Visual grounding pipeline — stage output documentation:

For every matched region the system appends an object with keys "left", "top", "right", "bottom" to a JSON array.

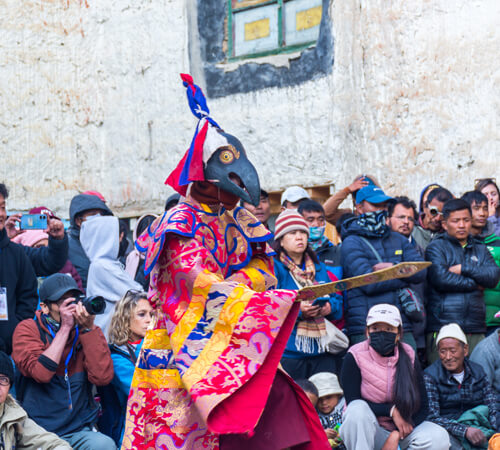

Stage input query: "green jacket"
[
  {"left": 483, "top": 233, "right": 500, "bottom": 327},
  {"left": 0, "top": 395, "right": 70, "bottom": 450}
]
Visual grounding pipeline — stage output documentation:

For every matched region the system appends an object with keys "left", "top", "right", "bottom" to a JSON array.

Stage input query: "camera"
[{"left": 75, "top": 295, "right": 106, "bottom": 315}]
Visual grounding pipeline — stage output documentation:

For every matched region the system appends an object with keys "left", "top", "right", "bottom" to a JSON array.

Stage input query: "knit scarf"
[
  {"left": 356, "top": 210, "right": 389, "bottom": 236},
  {"left": 309, "top": 234, "right": 329, "bottom": 252},
  {"left": 279, "top": 251, "right": 327, "bottom": 353}
]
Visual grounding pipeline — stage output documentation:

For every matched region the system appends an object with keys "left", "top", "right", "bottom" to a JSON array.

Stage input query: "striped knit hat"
[{"left": 274, "top": 209, "right": 310, "bottom": 240}]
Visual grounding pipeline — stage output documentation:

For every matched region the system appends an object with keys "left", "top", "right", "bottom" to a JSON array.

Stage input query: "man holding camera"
[{"left": 12, "top": 273, "right": 115, "bottom": 450}]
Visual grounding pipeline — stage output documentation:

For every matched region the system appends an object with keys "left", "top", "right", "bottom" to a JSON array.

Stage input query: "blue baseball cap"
[{"left": 356, "top": 185, "right": 393, "bottom": 205}]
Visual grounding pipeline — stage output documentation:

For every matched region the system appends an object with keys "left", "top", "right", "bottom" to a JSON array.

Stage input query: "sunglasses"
[{"left": 428, "top": 206, "right": 443, "bottom": 217}]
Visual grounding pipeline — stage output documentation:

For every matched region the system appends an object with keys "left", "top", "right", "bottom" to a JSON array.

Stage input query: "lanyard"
[{"left": 46, "top": 324, "right": 79, "bottom": 410}]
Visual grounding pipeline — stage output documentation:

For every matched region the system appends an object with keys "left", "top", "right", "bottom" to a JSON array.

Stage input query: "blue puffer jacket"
[
  {"left": 340, "top": 218, "right": 426, "bottom": 336},
  {"left": 273, "top": 258, "right": 343, "bottom": 358}
]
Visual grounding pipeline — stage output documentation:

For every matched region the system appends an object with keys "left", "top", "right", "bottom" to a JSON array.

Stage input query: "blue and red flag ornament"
[{"left": 166, "top": 74, "right": 225, "bottom": 195}]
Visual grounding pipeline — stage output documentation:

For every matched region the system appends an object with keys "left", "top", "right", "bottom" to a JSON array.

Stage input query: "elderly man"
[{"left": 424, "top": 323, "right": 499, "bottom": 450}]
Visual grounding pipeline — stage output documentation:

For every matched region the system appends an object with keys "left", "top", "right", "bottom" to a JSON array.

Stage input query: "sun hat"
[{"left": 309, "top": 372, "right": 343, "bottom": 397}]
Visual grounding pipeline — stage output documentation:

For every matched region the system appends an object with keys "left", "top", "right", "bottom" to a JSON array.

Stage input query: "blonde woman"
[{"left": 101, "top": 290, "right": 153, "bottom": 446}]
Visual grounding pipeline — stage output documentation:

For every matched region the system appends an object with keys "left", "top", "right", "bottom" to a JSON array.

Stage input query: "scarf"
[
  {"left": 279, "top": 251, "right": 327, "bottom": 353},
  {"left": 309, "top": 234, "right": 329, "bottom": 252},
  {"left": 356, "top": 210, "right": 388, "bottom": 236},
  {"left": 191, "top": 181, "right": 240, "bottom": 210}
]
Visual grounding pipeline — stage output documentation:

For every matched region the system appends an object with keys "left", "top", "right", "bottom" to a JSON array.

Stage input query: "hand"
[
  {"left": 348, "top": 177, "right": 369, "bottom": 194},
  {"left": 59, "top": 298, "right": 77, "bottom": 331},
  {"left": 392, "top": 407, "right": 413, "bottom": 439},
  {"left": 373, "top": 262, "right": 394, "bottom": 271},
  {"left": 325, "top": 428, "right": 338, "bottom": 440},
  {"left": 319, "top": 302, "right": 332, "bottom": 317},
  {"left": 74, "top": 301, "right": 95, "bottom": 330},
  {"left": 448, "top": 264, "right": 461, "bottom": 275},
  {"left": 488, "top": 198, "right": 497, "bottom": 217},
  {"left": 300, "top": 301, "right": 321, "bottom": 319},
  {"left": 46, "top": 218, "right": 65, "bottom": 240},
  {"left": 5, "top": 214, "right": 24, "bottom": 239},
  {"left": 381, "top": 430, "right": 400, "bottom": 450},
  {"left": 465, "top": 427, "right": 486, "bottom": 447}
]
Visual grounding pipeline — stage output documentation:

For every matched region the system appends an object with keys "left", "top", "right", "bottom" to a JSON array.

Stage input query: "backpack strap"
[{"left": 359, "top": 237, "right": 383, "bottom": 263}]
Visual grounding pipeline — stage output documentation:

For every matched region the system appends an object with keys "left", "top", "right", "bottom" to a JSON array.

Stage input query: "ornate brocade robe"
[{"left": 123, "top": 197, "right": 328, "bottom": 449}]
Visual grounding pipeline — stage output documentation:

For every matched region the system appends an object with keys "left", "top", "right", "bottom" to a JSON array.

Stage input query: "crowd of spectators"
[{"left": 0, "top": 176, "right": 499, "bottom": 449}]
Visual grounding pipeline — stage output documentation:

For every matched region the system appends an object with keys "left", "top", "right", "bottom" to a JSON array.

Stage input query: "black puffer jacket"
[
  {"left": 341, "top": 218, "right": 426, "bottom": 336},
  {"left": 425, "top": 234, "right": 500, "bottom": 333}
]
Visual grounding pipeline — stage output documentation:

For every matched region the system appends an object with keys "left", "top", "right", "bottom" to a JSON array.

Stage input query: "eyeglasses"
[
  {"left": 428, "top": 206, "right": 443, "bottom": 217},
  {"left": 393, "top": 215, "right": 415, "bottom": 223},
  {"left": 0, "top": 376, "right": 10, "bottom": 386}
]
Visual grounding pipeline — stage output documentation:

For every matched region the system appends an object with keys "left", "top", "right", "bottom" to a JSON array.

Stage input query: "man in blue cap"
[{"left": 340, "top": 185, "right": 427, "bottom": 348}]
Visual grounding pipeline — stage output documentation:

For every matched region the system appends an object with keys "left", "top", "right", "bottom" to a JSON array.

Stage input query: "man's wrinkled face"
[
  {"left": 423, "top": 199, "right": 445, "bottom": 232},
  {"left": 388, "top": 204, "right": 415, "bottom": 237},
  {"left": 438, "top": 338, "right": 467, "bottom": 374}
]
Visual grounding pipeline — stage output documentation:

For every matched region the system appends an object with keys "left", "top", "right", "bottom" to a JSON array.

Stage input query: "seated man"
[
  {"left": 425, "top": 199, "right": 500, "bottom": 362},
  {"left": 298, "top": 199, "right": 341, "bottom": 278},
  {"left": 470, "top": 328, "right": 500, "bottom": 415},
  {"left": 0, "top": 351, "right": 71, "bottom": 449},
  {"left": 424, "top": 323, "right": 499, "bottom": 450},
  {"left": 12, "top": 273, "right": 115, "bottom": 450}
]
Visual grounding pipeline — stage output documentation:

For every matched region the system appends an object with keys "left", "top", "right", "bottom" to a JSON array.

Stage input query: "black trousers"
[{"left": 281, "top": 352, "right": 345, "bottom": 380}]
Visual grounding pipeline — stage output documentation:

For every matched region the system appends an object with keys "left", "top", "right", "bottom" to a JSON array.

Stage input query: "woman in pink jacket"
[{"left": 339, "top": 304, "right": 449, "bottom": 450}]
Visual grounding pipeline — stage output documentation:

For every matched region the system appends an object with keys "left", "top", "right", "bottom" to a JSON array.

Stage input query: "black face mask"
[{"left": 369, "top": 331, "right": 398, "bottom": 356}]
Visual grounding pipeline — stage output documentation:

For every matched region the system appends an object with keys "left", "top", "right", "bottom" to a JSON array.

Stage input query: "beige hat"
[
  {"left": 309, "top": 372, "right": 343, "bottom": 398},
  {"left": 436, "top": 323, "right": 467, "bottom": 347},
  {"left": 366, "top": 303, "right": 402, "bottom": 328}
]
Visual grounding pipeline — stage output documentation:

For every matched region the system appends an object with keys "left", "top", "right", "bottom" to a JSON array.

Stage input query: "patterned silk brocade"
[{"left": 123, "top": 197, "right": 301, "bottom": 449}]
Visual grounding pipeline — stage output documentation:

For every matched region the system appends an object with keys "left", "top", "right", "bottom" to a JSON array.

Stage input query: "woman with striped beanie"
[{"left": 273, "top": 209, "right": 344, "bottom": 379}]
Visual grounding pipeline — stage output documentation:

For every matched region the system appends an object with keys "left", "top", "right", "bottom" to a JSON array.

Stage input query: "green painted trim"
[
  {"left": 227, "top": 41, "right": 315, "bottom": 62},
  {"left": 227, "top": 0, "right": 234, "bottom": 57},
  {"left": 277, "top": 0, "right": 283, "bottom": 47}
]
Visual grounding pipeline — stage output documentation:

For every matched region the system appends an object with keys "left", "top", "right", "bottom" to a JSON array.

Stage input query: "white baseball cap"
[
  {"left": 281, "top": 186, "right": 310, "bottom": 206},
  {"left": 436, "top": 323, "right": 467, "bottom": 347},
  {"left": 366, "top": 304, "right": 402, "bottom": 328}
]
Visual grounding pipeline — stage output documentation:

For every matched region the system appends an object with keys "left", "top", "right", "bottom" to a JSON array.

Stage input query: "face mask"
[
  {"left": 84, "top": 213, "right": 101, "bottom": 222},
  {"left": 369, "top": 331, "right": 398, "bottom": 356},
  {"left": 309, "top": 225, "right": 325, "bottom": 241}
]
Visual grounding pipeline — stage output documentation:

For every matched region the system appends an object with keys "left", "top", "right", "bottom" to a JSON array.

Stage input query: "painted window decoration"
[{"left": 229, "top": 0, "right": 323, "bottom": 59}]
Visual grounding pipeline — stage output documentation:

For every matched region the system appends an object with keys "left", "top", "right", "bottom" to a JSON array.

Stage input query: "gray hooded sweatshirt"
[{"left": 80, "top": 216, "right": 142, "bottom": 338}]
